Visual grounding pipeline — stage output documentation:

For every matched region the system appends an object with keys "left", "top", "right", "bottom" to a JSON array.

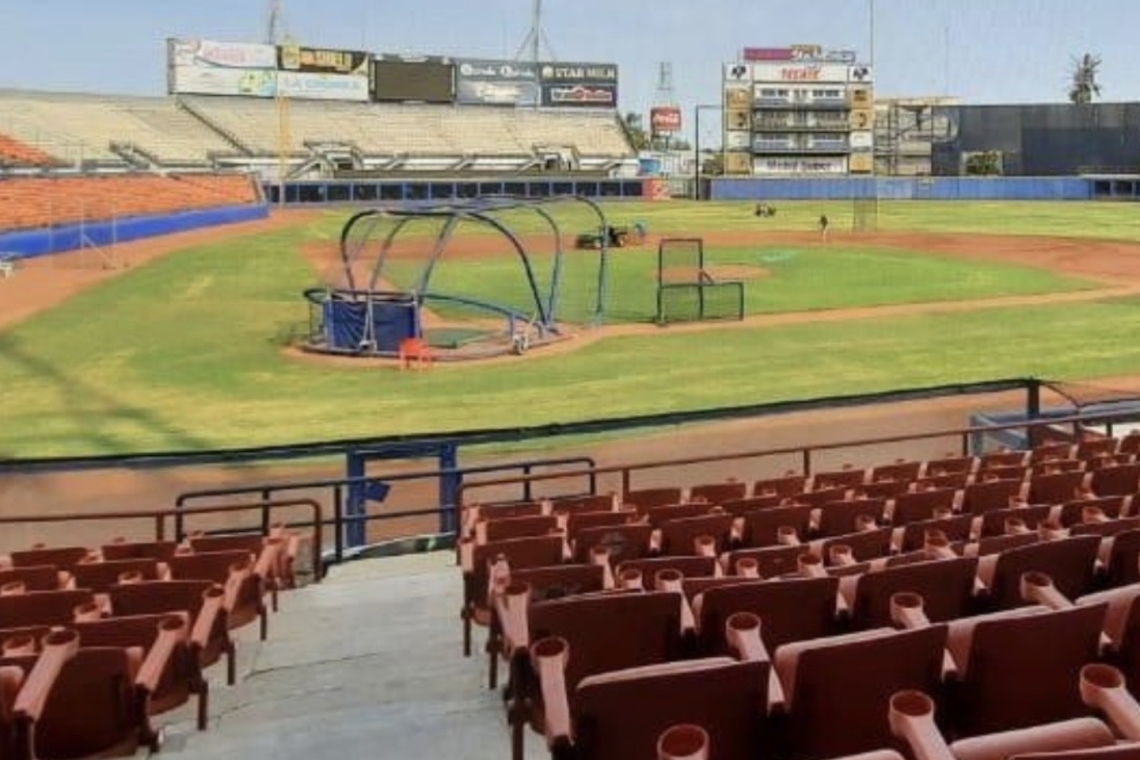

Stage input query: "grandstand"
[
  {"left": 0, "top": 90, "right": 635, "bottom": 178},
  {"left": 0, "top": 174, "right": 261, "bottom": 231}
]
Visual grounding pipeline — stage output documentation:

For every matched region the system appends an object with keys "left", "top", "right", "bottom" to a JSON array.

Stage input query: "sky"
[{"left": 1, "top": 0, "right": 1137, "bottom": 139}]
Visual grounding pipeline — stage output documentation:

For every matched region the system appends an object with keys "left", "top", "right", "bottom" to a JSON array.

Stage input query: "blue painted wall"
[
  {"left": 0, "top": 203, "right": 269, "bottom": 259},
  {"left": 709, "top": 177, "right": 1095, "bottom": 201}
]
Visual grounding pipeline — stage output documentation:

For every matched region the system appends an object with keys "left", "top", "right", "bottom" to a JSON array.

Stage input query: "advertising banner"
[
  {"left": 278, "top": 46, "right": 371, "bottom": 76},
  {"left": 455, "top": 58, "right": 538, "bottom": 106},
  {"left": 754, "top": 156, "right": 848, "bottom": 175},
  {"left": 724, "top": 88, "right": 751, "bottom": 110},
  {"left": 849, "top": 153, "right": 874, "bottom": 173},
  {"left": 541, "top": 83, "right": 618, "bottom": 108},
  {"left": 372, "top": 57, "right": 455, "bottom": 103},
  {"left": 742, "top": 47, "right": 857, "bottom": 64},
  {"left": 850, "top": 108, "right": 875, "bottom": 130},
  {"left": 167, "top": 38, "right": 278, "bottom": 96},
  {"left": 743, "top": 48, "right": 794, "bottom": 62},
  {"left": 724, "top": 108, "right": 751, "bottom": 131},
  {"left": 650, "top": 106, "right": 682, "bottom": 134},
  {"left": 539, "top": 61, "right": 619, "bottom": 108},
  {"left": 724, "top": 63, "right": 752, "bottom": 83},
  {"left": 169, "top": 66, "right": 276, "bottom": 97},
  {"left": 168, "top": 38, "right": 278, "bottom": 70},
  {"left": 750, "top": 63, "right": 850, "bottom": 83},
  {"left": 724, "top": 131, "right": 752, "bottom": 150},
  {"left": 849, "top": 131, "right": 875, "bottom": 151},
  {"left": 277, "top": 71, "right": 370, "bottom": 101},
  {"left": 724, "top": 153, "right": 753, "bottom": 175}
]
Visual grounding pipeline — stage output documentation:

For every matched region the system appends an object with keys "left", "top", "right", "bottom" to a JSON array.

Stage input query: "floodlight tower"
[
  {"left": 267, "top": 0, "right": 292, "bottom": 193},
  {"left": 515, "top": 0, "right": 557, "bottom": 66}
]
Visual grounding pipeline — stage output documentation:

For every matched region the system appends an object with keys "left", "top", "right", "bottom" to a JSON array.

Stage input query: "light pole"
[{"left": 693, "top": 103, "right": 721, "bottom": 201}]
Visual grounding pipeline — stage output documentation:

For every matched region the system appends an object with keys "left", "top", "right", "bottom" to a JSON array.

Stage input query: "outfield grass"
[
  {"left": 2, "top": 200, "right": 1139, "bottom": 458},
  {"left": 320, "top": 200, "right": 1140, "bottom": 243},
  {"left": 382, "top": 244, "right": 1095, "bottom": 325}
]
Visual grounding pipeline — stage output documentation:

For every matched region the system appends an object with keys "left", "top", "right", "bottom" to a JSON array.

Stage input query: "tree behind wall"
[{"left": 1069, "top": 53, "right": 1103, "bottom": 104}]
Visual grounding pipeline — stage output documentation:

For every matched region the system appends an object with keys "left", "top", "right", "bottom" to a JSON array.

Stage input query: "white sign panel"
[
  {"left": 754, "top": 156, "right": 848, "bottom": 175},
  {"left": 276, "top": 71, "right": 371, "bottom": 101},
  {"left": 169, "top": 66, "right": 277, "bottom": 97},
  {"left": 849, "top": 131, "right": 875, "bottom": 150},
  {"left": 169, "top": 39, "right": 277, "bottom": 70},
  {"left": 848, "top": 65, "right": 874, "bottom": 83},
  {"left": 750, "top": 63, "right": 849, "bottom": 83},
  {"left": 724, "top": 131, "right": 752, "bottom": 150}
]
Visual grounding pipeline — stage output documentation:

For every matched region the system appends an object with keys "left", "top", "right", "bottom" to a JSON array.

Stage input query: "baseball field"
[{"left": 2, "top": 199, "right": 1140, "bottom": 459}]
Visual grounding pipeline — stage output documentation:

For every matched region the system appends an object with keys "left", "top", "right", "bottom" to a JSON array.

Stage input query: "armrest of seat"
[
  {"left": 136, "top": 615, "right": 188, "bottom": 695},
  {"left": 190, "top": 586, "right": 226, "bottom": 651},
  {"left": 493, "top": 581, "right": 531, "bottom": 654},
  {"left": 253, "top": 538, "right": 283, "bottom": 581},
  {"left": 57, "top": 570, "right": 76, "bottom": 590},
  {"left": 888, "top": 690, "right": 957, "bottom": 760},
  {"left": 1020, "top": 571, "right": 1074, "bottom": 610},
  {"left": 530, "top": 637, "right": 573, "bottom": 749},
  {"left": 12, "top": 629, "right": 80, "bottom": 722},
  {"left": 1080, "top": 664, "right": 1140, "bottom": 741},
  {"left": 222, "top": 560, "right": 254, "bottom": 611},
  {"left": 725, "top": 612, "right": 769, "bottom": 664}
]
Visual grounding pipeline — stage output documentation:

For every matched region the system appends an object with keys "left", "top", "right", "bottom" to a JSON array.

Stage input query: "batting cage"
[
  {"left": 655, "top": 238, "right": 745, "bottom": 324},
  {"left": 302, "top": 195, "right": 616, "bottom": 361}
]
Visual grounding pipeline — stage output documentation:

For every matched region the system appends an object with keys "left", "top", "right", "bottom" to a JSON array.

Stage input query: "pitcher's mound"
[{"left": 660, "top": 264, "right": 771, "bottom": 284}]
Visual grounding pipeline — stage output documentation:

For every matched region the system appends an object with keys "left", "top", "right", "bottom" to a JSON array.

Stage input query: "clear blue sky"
[{"left": 1, "top": 0, "right": 1136, "bottom": 122}]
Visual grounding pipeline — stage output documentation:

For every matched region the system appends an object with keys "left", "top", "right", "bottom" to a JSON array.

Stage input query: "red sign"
[
  {"left": 779, "top": 66, "right": 823, "bottom": 81},
  {"left": 743, "top": 47, "right": 794, "bottom": 61},
  {"left": 650, "top": 106, "right": 682, "bottom": 134}
]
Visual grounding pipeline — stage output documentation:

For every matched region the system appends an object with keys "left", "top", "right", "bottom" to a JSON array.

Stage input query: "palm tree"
[{"left": 1069, "top": 53, "right": 1103, "bottom": 104}]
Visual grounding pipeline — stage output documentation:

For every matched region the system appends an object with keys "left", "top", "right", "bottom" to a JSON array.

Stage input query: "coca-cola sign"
[{"left": 650, "top": 106, "right": 682, "bottom": 134}]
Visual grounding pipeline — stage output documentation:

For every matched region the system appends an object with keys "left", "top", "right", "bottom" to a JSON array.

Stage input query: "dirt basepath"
[{"left": 0, "top": 209, "right": 319, "bottom": 332}]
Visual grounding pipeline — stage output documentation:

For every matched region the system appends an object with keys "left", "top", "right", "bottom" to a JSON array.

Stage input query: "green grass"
[
  {"left": 382, "top": 243, "right": 1096, "bottom": 325},
  {"left": 2, "top": 200, "right": 1140, "bottom": 458},
  {"left": 320, "top": 200, "right": 1140, "bottom": 242}
]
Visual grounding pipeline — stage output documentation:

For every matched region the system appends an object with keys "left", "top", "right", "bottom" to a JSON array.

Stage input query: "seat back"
[
  {"left": 573, "top": 659, "right": 768, "bottom": 760},
  {"left": 481, "top": 515, "right": 559, "bottom": 543},
  {"left": 813, "top": 468, "right": 866, "bottom": 489},
  {"left": 550, "top": 494, "right": 614, "bottom": 515},
  {"left": 572, "top": 524, "right": 652, "bottom": 565},
  {"left": 167, "top": 551, "right": 253, "bottom": 584},
  {"left": 645, "top": 503, "right": 713, "bottom": 529},
  {"left": 743, "top": 505, "right": 813, "bottom": 548},
  {"left": 528, "top": 591, "right": 684, "bottom": 694},
  {"left": 871, "top": 460, "right": 923, "bottom": 483},
  {"left": 988, "top": 536, "right": 1100, "bottom": 610},
  {"left": 106, "top": 580, "right": 212, "bottom": 618},
  {"left": 72, "top": 559, "right": 162, "bottom": 593},
  {"left": 963, "top": 479, "right": 1024, "bottom": 514},
  {"left": 623, "top": 488, "right": 682, "bottom": 511},
  {"left": 188, "top": 534, "right": 265, "bottom": 555},
  {"left": 850, "top": 556, "right": 979, "bottom": 629},
  {"left": 816, "top": 499, "right": 885, "bottom": 538},
  {"left": 893, "top": 489, "right": 957, "bottom": 525},
  {"left": 507, "top": 565, "right": 605, "bottom": 603},
  {"left": 954, "top": 603, "right": 1107, "bottom": 736},
  {"left": 1106, "top": 530, "right": 1140, "bottom": 588},
  {"left": 1059, "top": 496, "right": 1128, "bottom": 527},
  {"left": 720, "top": 496, "right": 782, "bottom": 517},
  {"left": 979, "top": 506, "right": 1054, "bottom": 538},
  {"left": 1091, "top": 463, "right": 1140, "bottom": 496},
  {"left": 565, "top": 511, "right": 638, "bottom": 544},
  {"left": 698, "top": 577, "right": 839, "bottom": 655},
  {"left": 0, "top": 591, "right": 94, "bottom": 628},
  {"left": 1030, "top": 472, "right": 1088, "bottom": 505},
  {"left": 689, "top": 482, "right": 748, "bottom": 505},
  {"left": 9, "top": 547, "right": 89, "bottom": 570},
  {"left": 725, "top": 545, "right": 811, "bottom": 579},
  {"left": 753, "top": 474, "right": 807, "bottom": 498},
  {"left": 0, "top": 566, "right": 62, "bottom": 593},
  {"left": 778, "top": 625, "right": 948, "bottom": 760},
  {"left": 900, "top": 515, "right": 974, "bottom": 553},
  {"left": 100, "top": 541, "right": 179, "bottom": 563},
  {"left": 660, "top": 514, "right": 734, "bottom": 556},
  {"left": 819, "top": 528, "right": 893, "bottom": 564},
  {"left": 470, "top": 535, "right": 565, "bottom": 609}
]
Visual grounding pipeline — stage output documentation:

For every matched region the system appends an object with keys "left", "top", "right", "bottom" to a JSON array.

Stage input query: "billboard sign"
[
  {"left": 539, "top": 61, "right": 619, "bottom": 108},
  {"left": 754, "top": 156, "right": 848, "bottom": 175},
  {"left": 168, "top": 38, "right": 278, "bottom": 70},
  {"left": 167, "top": 38, "right": 278, "bottom": 96},
  {"left": 169, "top": 66, "right": 277, "bottom": 97},
  {"left": 372, "top": 57, "right": 455, "bottom": 103},
  {"left": 278, "top": 46, "right": 371, "bottom": 77},
  {"left": 277, "top": 71, "right": 370, "bottom": 101},
  {"left": 650, "top": 106, "right": 682, "bottom": 133},
  {"left": 455, "top": 58, "right": 538, "bottom": 106},
  {"left": 742, "top": 47, "right": 857, "bottom": 64},
  {"left": 724, "top": 131, "right": 752, "bottom": 150},
  {"left": 751, "top": 63, "right": 850, "bottom": 83},
  {"left": 541, "top": 83, "right": 618, "bottom": 108},
  {"left": 849, "top": 131, "right": 875, "bottom": 150},
  {"left": 724, "top": 63, "right": 752, "bottom": 83}
]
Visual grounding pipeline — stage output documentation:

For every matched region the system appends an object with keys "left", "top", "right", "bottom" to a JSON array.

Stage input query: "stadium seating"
[
  {"left": 0, "top": 90, "right": 235, "bottom": 166},
  {"left": 0, "top": 133, "right": 56, "bottom": 168},
  {"left": 0, "top": 173, "right": 259, "bottom": 231},
  {"left": 458, "top": 434, "right": 1140, "bottom": 759}
]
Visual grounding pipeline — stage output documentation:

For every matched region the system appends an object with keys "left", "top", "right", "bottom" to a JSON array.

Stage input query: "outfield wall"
[
  {"left": 264, "top": 176, "right": 649, "bottom": 204},
  {"left": 0, "top": 203, "right": 269, "bottom": 259},
  {"left": 708, "top": 176, "right": 1100, "bottom": 201}
]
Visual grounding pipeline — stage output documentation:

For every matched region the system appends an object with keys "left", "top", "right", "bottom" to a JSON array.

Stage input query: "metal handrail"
[
  {"left": 0, "top": 499, "right": 324, "bottom": 581},
  {"left": 455, "top": 408, "right": 1140, "bottom": 508}
]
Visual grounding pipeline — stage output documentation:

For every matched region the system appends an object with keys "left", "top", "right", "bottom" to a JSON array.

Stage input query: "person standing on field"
[{"left": 819, "top": 213, "right": 830, "bottom": 242}]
